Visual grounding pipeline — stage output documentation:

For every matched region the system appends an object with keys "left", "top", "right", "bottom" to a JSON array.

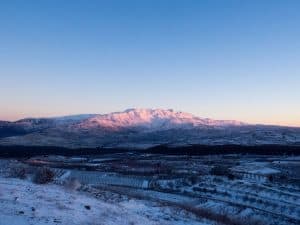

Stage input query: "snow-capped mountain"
[
  {"left": 73, "top": 108, "right": 246, "bottom": 131},
  {"left": 0, "top": 108, "right": 299, "bottom": 148}
]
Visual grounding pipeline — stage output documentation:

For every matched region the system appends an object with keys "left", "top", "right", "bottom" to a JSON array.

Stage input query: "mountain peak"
[{"left": 76, "top": 108, "right": 245, "bottom": 130}]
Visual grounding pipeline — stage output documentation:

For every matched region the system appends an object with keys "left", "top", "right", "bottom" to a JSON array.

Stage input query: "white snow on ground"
[
  {"left": 249, "top": 168, "right": 280, "bottom": 175},
  {"left": 0, "top": 178, "right": 208, "bottom": 225}
]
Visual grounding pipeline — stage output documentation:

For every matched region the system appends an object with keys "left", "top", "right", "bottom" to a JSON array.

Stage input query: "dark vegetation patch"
[
  {"left": 0, "top": 145, "right": 124, "bottom": 158},
  {"left": 146, "top": 144, "right": 300, "bottom": 155},
  {"left": 33, "top": 167, "right": 54, "bottom": 184},
  {"left": 0, "top": 127, "right": 28, "bottom": 138},
  {"left": 84, "top": 205, "right": 91, "bottom": 210},
  {"left": 9, "top": 166, "right": 27, "bottom": 179},
  {"left": 210, "top": 165, "right": 235, "bottom": 179},
  {"left": 0, "top": 144, "right": 299, "bottom": 158}
]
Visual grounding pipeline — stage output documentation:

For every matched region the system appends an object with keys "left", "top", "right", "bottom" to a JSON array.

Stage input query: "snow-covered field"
[{"left": 0, "top": 177, "right": 209, "bottom": 225}]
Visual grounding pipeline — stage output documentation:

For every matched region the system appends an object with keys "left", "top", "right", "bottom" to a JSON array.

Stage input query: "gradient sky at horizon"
[{"left": 0, "top": 0, "right": 299, "bottom": 126}]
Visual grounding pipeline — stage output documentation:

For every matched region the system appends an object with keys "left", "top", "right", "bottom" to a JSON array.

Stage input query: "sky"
[{"left": 0, "top": 0, "right": 299, "bottom": 126}]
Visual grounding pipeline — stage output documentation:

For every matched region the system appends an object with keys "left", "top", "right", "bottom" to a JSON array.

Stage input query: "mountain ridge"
[
  {"left": 9, "top": 108, "right": 247, "bottom": 128},
  {"left": 0, "top": 108, "right": 299, "bottom": 148}
]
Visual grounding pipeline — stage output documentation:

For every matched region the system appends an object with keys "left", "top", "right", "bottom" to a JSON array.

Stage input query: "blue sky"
[{"left": 0, "top": 0, "right": 299, "bottom": 126}]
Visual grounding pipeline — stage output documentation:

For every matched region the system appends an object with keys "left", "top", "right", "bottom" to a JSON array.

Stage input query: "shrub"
[
  {"left": 9, "top": 166, "right": 27, "bottom": 179},
  {"left": 210, "top": 166, "right": 229, "bottom": 176},
  {"left": 210, "top": 166, "right": 235, "bottom": 180},
  {"left": 226, "top": 173, "right": 235, "bottom": 180},
  {"left": 33, "top": 167, "right": 54, "bottom": 184},
  {"left": 267, "top": 175, "right": 274, "bottom": 182},
  {"left": 84, "top": 205, "right": 91, "bottom": 210},
  {"left": 188, "top": 176, "right": 198, "bottom": 185}
]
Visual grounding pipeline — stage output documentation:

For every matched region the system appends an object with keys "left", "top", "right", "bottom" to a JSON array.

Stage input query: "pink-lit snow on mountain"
[{"left": 76, "top": 108, "right": 246, "bottom": 130}]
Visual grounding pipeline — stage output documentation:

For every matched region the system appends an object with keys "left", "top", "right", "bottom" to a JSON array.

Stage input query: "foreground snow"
[{"left": 0, "top": 177, "right": 207, "bottom": 225}]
